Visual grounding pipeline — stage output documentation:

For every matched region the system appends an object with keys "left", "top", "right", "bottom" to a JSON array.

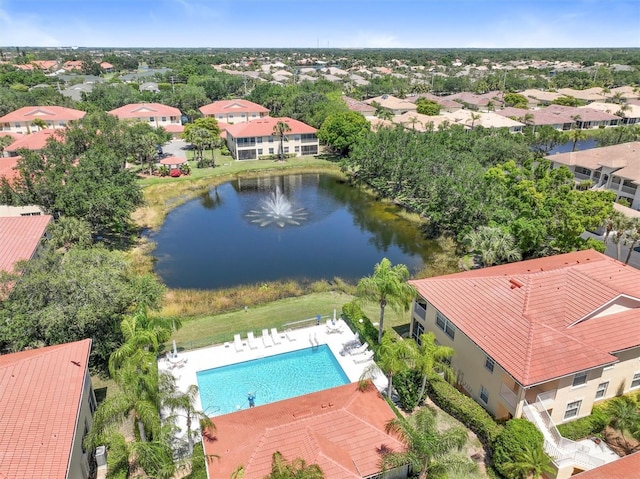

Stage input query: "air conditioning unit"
[{"left": 95, "top": 445, "right": 107, "bottom": 467}]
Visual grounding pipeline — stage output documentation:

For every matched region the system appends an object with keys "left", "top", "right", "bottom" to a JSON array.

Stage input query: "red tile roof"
[
  {"left": 409, "top": 250, "right": 640, "bottom": 386},
  {"left": 199, "top": 99, "right": 269, "bottom": 116},
  {"left": 0, "top": 339, "right": 92, "bottom": 479},
  {"left": 342, "top": 96, "right": 377, "bottom": 114},
  {"left": 158, "top": 156, "right": 187, "bottom": 166},
  {"left": 225, "top": 117, "right": 316, "bottom": 138},
  {"left": 0, "top": 156, "right": 20, "bottom": 183},
  {"left": 5, "top": 128, "right": 65, "bottom": 152},
  {"left": 99, "top": 61, "right": 114, "bottom": 69},
  {"left": 203, "top": 382, "right": 404, "bottom": 479},
  {"left": 0, "top": 215, "right": 52, "bottom": 273},
  {"left": 108, "top": 103, "right": 181, "bottom": 120},
  {"left": 163, "top": 124, "right": 184, "bottom": 133},
  {"left": 574, "top": 451, "right": 640, "bottom": 478},
  {"left": 0, "top": 106, "right": 86, "bottom": 124}
]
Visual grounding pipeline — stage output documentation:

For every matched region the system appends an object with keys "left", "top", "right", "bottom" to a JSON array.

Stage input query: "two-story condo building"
[
  {"left": 0, "top": 106, "right": 86, "bottom": 134},
  {"left": 225, "top": 117, "right": 318, "bottom": 160},
  {"left": 547, "top": 142, "right": 640, "bottom": 210},
  {"left": 108, "top": 103, "right": 182, "bottom": 129},
  {"left": 0, "top": 339, "right": 96, "bottom": 479},
  {"left": 199, "top": 99, "right": 269, "bottom": 124},
  {"left": 408, "top": 250, "right": 640, "bottom": 477}
]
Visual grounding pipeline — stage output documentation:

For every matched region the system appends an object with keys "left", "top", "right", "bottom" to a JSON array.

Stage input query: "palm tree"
[
  {"left": 47, "top": 216, "right": 92, "bottom": 251},
  {"left": 264, "top": 451, "right": 325, "bottom": 479},
  {"left": 610, "top": 216, "right": 633, "bottom": 261},
  {"left": 365, "top": 332, "right": 416, "bottom": 398},
  {"left": 601, "top": 210, "right": 626, "bottom": 244},
  {"left": 356, "top": 258, "right": 416, "bottom": 344},
  {"left": 607, "top": 396, "right": 640, "bottom": 453},
  {"left": 622, "top": 218, "right": 640, "bottom": 265},
  {"left": 611, "top": 91, "right": 625, "bottom": 105},
  {"left": 470, "top": 112, "right": 481, "bottom": 128},
  {"left": 382, "top": 407, "right": 476, "bottom": 479},
  {"left": 501, "top": 443, "right": 554, "bottom": 479},
  {"left": 273, "top": 120, "right": 292, "bottom": 162},
  {"left": 408, "top": 116, "right": 421, "bottom": 130},
  {"left": 568, "top": 127, "right": 587, "bottom": 152},
  {"left": 464, "top": 226, "right": 521, "bottom": 267},
  {"left": 163, "top": 383, "right": 215, "bottom": 456},
  {"left": 415, "top": 332, "right": 455, "bottom": 400},
  {"left": 31, "top": 117, "right": 47, "bottom": 132}
]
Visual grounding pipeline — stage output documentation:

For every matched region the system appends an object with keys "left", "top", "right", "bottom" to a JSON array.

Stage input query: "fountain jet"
[{"left": 246, "top": 186, "right": 308, "bottom": 228}]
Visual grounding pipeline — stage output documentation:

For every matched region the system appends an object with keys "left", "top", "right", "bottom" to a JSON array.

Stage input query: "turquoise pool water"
[{"left": 196, "top": 345, "right": 350, "bottom": 415}]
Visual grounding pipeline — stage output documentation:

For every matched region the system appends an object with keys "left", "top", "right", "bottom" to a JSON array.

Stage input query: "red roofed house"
[
  {"left": 63, "top": 60, "right": 84, "bottom": 71},
  {"left": 342, "top": 96, "right": 377, "bottom": 118},
  {"left": 225, "top": 117, "right": 318, "bottom": 160},
  {"left": 0, "top": 106, "right": 86, "bottom": 134},
  {"left": 202, "top": 382, "right": 407, "bottom": 479},
  {"left": 5, "top": 128, "right": 65, "bottom": 156},
  {"left": 0, "top": 339, "right": 97, "bottom": 479},
  {"left": 408, "top": 250, "right": 640, "bottom": 477},
  {"left": 0, "top": 215, "right": 51, "bottom": 274},
  {"left": 199, "top": 99, "right": 269, "bottom": 124},
  {"left": 108, "top": 103, "right": 182, "bottom": 129},
  {"left": 99, "top": 61, "right": 114, "bottom": 73},
  {"left": 546, "top": 142, "right": 640, "bottom": 210}
]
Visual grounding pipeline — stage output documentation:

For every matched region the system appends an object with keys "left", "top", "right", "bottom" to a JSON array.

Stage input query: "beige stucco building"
[
  {"left": 409, "top": 250, "right": 640, "bottom": 478},
  {"left": 199, "top": 99, "right": 269, "bottom": 124}
]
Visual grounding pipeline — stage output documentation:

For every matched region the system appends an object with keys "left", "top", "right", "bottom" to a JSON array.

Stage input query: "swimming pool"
[{"left": 196, "top": 345, "right": 350, "bottom": 415}]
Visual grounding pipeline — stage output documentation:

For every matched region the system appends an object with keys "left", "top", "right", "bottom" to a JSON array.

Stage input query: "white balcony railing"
[
  {"left": 537, "top": 390, "right": 556, "bottom": 410},
  {"left": 523, "top": 400, "right": 606, "bottom": 471}
]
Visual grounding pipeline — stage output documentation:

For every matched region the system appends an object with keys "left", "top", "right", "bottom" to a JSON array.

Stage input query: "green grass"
[{"left": 167, "top": 291, "right": 412, "bottom": 353}]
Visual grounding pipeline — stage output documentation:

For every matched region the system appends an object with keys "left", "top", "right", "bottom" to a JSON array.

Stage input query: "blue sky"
[{"left": 1, "top": 0, "right": 639, "bottom": 48}]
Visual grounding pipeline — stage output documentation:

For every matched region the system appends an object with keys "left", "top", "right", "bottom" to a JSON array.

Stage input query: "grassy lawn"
[{"left": 167, "top": 291, "right": 412, "bottom": 353}]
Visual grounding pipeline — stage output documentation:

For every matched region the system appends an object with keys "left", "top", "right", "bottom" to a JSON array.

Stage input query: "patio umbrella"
[
  {"left": 333, "top": 309, "right": 337, "bottom": 321},
  {"left": 173, "top": 340, "right": 178, "bottom": 358}
]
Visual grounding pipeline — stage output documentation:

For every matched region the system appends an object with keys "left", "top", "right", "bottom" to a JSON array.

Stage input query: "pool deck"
[{"left": 159, "top": 319, "right": 387, "bottom": 420}]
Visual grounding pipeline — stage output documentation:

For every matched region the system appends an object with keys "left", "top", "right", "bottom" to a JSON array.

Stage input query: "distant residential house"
[
  {"left": 5, "top": 128, "right": 65, "bottom": 156},
  {"left": 405, "top": 93, "right": 464, "bottom": 113},
  {"left": 543, "top": 104, "right": 621, "bottom": 129},
  {"left": 0, "top": 339, "right": 96, "bottom": 479},
  {"left": 99, "top": 61, "right": 114, "bottom": 72},
  {"left": 441, "top": 110, "right": 524, "bottom": 132},
  {"left": 199, "top": 99, "right": 269, "bottom": 124},
  {"left": 138, "top": 81, "right": 160, "bottom": 93},
  {"left": 203, "top": 382, "right": 407, "bottom": 479},
  {"left": 342, "top": 95, "right": 376, "bottom": 118},
  {"left": 444, "top": 91, "right": 502, "bottom": 111},
  {"left": 225, "top": 117, "right": 318, "bottom": 160},
  {"left": 608, "top": 85, "right": 640, "bottom": 102},
  {"left": 108, "top": 102, "right": 182, "bottom": 129},
  {"left": 0, "top": 106, "right": 86, "bottom": 134},
  {"left": 363, "top": 95, "right": 417, "bottom": 115},
  {"left": 520, "top": 89, "right": 563, "bottom": 107},
  {"left": 558, "top": 87, "right": 608, "bottom": 104},
  {"left": 496, "top": 106, "right": 575, "bottom": 131},
  {"left": 583, "top": 101, "right": 640, "bottom": 126},
  {"left": 547, "top": 141, "right": 640, "bottom": 209},
  {"left": 409, "top": 249, "right": 640, "bottom": 478},
  {"left": 62, "top": 60, "right": 84, "bottom": 72},
  {"left": 60, "top": 83, "right": 94, "bottom": 102},
  {"left": 31, "top": 60, "right": 59, "bottom": 71}
]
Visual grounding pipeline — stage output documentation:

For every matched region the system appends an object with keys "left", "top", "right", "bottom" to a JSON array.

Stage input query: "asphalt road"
[
  {"left": 582, "top": 231, "right": 640, "bottom": 270},
  {"left": 161, "top": 139, "right": 189, "bottom": 159}
]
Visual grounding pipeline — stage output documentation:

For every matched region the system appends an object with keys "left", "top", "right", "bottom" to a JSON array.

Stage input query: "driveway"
[{"left": 162, "top": 139, "right": 189, "bottom": 160}]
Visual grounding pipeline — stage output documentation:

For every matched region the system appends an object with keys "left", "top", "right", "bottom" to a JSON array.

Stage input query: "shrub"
[
  {"left": 426, "top": 374, "right": 502, "bottom": 445},
  {"left": 394, "top": 368, "right": 423, "bottom": 411},
  {"left": 180, "top": 162, "right": 191, "bottom": 175},
  {"left": 170, "top": 169, "right": 181, "bottom": 177},
  {"left": 158, "top": 165, "right": 170, "bottom": 177},
  {"left": 341, "top": 300, "right": 378, "bottom": 347},
  {"left": 493, "top": 419, "right": 544, "bottom": 477},
  {"left": 557, "top": 403, "right": 609, "bottom": 440}
]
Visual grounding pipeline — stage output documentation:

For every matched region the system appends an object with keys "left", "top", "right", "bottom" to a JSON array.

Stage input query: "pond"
[{"left": 151, "top": 173, "right": 437, "bottom": 289}]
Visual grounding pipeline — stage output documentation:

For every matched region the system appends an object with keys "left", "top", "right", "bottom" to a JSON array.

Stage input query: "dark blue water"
[
  {"left": 548, "top": 138, "right": 597, "bottom": 154},
  {"left": 151, "top": 173, "right": 436, "bottom": 289}
]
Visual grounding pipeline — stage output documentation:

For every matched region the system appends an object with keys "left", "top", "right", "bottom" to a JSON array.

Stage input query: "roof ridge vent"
[{"left": 509, "top": 278, "right": 524, "bottom": 289}]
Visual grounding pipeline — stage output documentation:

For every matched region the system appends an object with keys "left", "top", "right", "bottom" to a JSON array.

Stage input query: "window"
[
  {"left": 295, "top": 146, "right": 300, "bottom": 152},
  {"left": 218, "top": 115, "right": 224, "bottom": 119},
  {"left": 485, "top": 356, "right": 495, "bottom": 373},
  {"left": 564, "top": 400, "right": 582, "bottom": 420},
  {"left": 435, "top": 311, "right": 455, "bottom": 340},
  {"left": 257, "top": 137, "right": 262, "bottom": 143},
  {"left": 595, "top": 382, "right": 608, "bottom": 400},
  {"left": 412, "top": 320, "right": 424, "bottom": 343},
  {"left": 229, "top": 114, "right": 234, "bottom": 119},
  {"left": 257, "top": 149, "right": 263, "bottom": 155},
  {"left": 149, "top": 117, "right": 154, "bottom": 122},
  {"left": 268, "top": 148, "right": 274, "bottom": 154},
  {"left": 284, "top": 147, "right": 289, "bottom": 153},
  {"left": 632, "top": 373, "right": 640, "bottom": 389},
  {"left": 241, "top": 114, "right": 246, "bottom": 117},
  {"left": 161, "top": 116, "right": 167, "bottom": 122},
  {"left": 572, "top": 372, "right": 587, "bottom": 388},
  {"left": 269, "top": 136, "right": 274, "bottom": 143},
  {"left": 480, "top": 386, "right": 489, "bottom": 404}
]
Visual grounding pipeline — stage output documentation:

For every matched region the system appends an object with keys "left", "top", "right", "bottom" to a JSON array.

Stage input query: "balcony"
[
  {"left": 413, "top": 303, "right": 426, "bottom": 320},
  {"left": 537, "top": 390, "right": 556, "bottom": 410},
  {"left": 500, "top": 383, "right": 518, "bottom": 409},
  {"left": 574, "top": 171, "right": 591, "bottom": 181},
  {"left": 621, "top": 185, "right": 637, "bottom": 195}
]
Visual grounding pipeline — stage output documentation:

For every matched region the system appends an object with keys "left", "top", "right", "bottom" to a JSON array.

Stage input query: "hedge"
[
  {"left": 426, "top": 373, "right": 503, "bottom": 446},
  {"left": 493, "top": 419, "right": 544, "bottom": 477},
  {"left": 557, "top": 402, "right": 609, "bottom": 440},
  {"left": 341, "top": 300, "right": 379, "bottom": 347}
]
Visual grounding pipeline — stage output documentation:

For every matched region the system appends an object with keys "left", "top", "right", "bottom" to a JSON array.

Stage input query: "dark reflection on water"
[{"left": 151, "top": 173, "right": 438, "bottom": 289}]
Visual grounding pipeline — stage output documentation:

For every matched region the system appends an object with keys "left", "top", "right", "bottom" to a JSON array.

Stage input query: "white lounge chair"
[
  {"left": 247, "top": 332, "right": 259, "bottom": 350},
  {"left": 271, "top": 328, "right": 282, "bottom": 345},
  {"left": 234, "top": 334, "right": 244, "bottom": 352},
  {"left": 353, "top": 350, "right": 375, "bottom": 364},
  {"left": 285, "top": 329, "right": 296, "bottom": 341},
  {"left": 349, "top": 343, "right": 370, "bottom": 356},
  {"left": 262, "top": 329, "right": 274, "bottom": 347}
]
